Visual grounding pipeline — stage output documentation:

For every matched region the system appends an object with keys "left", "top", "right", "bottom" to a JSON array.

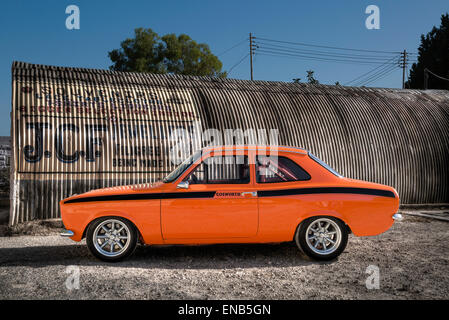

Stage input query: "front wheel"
[
  {"left": 86, "top": 217, "right": 138, "bottom": 262},
  {"left": 295, "top": 216, "right": 348, "bottom": 261}
]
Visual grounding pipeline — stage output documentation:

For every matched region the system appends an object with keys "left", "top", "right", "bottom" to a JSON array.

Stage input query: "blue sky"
[{"left": 0, "top": 0, "right": 447, "bottom": 136}]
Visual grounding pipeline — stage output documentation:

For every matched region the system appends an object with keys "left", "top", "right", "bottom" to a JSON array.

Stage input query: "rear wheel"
[
  {"left": 295, "top": 216, "right": 348, "bottom": 261},
  {"left": 86, "top": 217, "right": 137, "bottom": 262}
]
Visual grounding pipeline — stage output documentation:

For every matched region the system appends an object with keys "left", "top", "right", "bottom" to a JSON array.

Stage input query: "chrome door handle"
[{"left": 241, "top": 191, "right": 257, "bottom": 197}]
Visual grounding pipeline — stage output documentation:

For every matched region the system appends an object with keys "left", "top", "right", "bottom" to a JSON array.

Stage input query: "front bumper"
[{"left": 60, "top": 229, "right": 74, "bottom": 237}]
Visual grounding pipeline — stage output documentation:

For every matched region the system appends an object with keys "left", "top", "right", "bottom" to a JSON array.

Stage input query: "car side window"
[
  {"left": 185, "top": 155, "right": 250, "bottom": 184},
  {"left": 256, "top": 155, "right": 311, "bottom": 183}
]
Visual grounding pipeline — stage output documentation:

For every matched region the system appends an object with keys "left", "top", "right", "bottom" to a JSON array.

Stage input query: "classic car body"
[{"left": 60, "top": 146, "right": 401, "bottom": 261}]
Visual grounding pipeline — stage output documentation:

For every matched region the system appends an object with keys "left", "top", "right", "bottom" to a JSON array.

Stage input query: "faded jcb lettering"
[
  {"left": 24, "top": 122, "right": 51, "bottom": 162},
  {"left": 21, "top": 121, "right": 186, "bottom": 171},
  {"left": 23, "top": 121, "right": 189, "bottom": 164},
  {"left": 24, "top": 122, "right": 106, "bottom": 164}
]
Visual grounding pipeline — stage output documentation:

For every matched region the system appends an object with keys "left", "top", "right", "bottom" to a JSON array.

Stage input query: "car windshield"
[
  {"left": 308, "top": 152, "right": 343, "bottom": 178},
  {"left": 162, "top": 150, "right": 202, "bottom": 183}
]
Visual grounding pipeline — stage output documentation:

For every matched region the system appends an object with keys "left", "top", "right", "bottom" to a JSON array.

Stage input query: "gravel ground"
[{"left": 0, "top": 214, "right": 448, "bottom": 300}]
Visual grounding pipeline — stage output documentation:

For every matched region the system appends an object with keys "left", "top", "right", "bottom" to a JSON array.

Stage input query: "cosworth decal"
[{"left": 214, "top": 192, "right": 244, "bottom": 198}]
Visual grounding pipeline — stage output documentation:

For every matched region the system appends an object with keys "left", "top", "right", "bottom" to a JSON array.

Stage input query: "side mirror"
[{"left": 177, "top": 181, "right": 189, "bottom": 189}]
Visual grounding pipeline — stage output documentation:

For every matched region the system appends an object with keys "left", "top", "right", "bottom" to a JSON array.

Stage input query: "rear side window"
[
  {"left": 308, "top": 152, "right": 342, "bottom": 177},
  {"left": 256, "top": 155, "right": 311, "bottom": 183}
]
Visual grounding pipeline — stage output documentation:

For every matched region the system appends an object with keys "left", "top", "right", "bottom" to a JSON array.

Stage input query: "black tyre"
[
  {"left": 86, "top": 216, "right": 138, "bottom": 262},
  {"left": 295, "top": 216, "right": 348, "bottom": 261}
]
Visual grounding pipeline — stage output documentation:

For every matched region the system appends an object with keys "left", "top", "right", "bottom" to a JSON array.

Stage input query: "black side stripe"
[
  {"left": 63, "top": 187, "right": 394, "bottom": 204},
  {"left": 63, "top": 191, "right": 216, "bottom": 204},
  {"left": 258, "top": 187, "right": 395, "bottom": 198}
]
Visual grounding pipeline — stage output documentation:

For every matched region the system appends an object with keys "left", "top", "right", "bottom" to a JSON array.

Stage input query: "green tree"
[
  {"left": 406, "top": 13, "right": 449, "bottom": 89},
  {"left": 109, "top": 28, "right": 226, "bottom": 77},
  {"left": 292, "top": 70, "right": 321, "bottom": 84},
  {"left": 306, "top": 70, "right": 319, "bottom": 84}
]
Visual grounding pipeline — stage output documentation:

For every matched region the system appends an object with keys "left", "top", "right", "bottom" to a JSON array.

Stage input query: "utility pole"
[
  {"left": 401, "top": 49, "right": 408, "bottom": 89},
  {"left": 249, "top": 33, "right": 254, "bottom": 81}
]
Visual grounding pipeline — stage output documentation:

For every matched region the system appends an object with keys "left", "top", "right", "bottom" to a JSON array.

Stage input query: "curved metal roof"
[{"left": 11, "top": 62, "right": 449, "bottom": 223}]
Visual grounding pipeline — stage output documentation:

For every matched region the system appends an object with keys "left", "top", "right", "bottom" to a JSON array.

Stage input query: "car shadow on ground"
[{"left": 0, "top": 242, "right": 337, "bottom": 269}]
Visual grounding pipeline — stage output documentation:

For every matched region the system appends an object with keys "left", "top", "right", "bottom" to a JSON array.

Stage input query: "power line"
[
  {"left": 256, "top": 49, "right": 400, "bottom": 66},
  {"left": 353, "top": 62, "right": 399, "bottom": 86},
  {"left": 253, "top": 36, "right": 403, "bottom": 66},
  {"left": 424, "top": 68, "right": 449, "bottom": 89},
  {"left": 243, "top": 34, "right": 415, "bottom": 87},
  {"left": 254, "top": 40, "right": 400, "bottom": 61},
  {"left": 255, "top": 36, "right": 401, "bottom": 54},
  {"left": 352, "top": 64, "right": 395, "bottom": 86},
  {"left": 257, "top": 51, "right": 398, "bottom": 66},
  {"left": 227, "top": 53, "right": 250, "bottom": 75},
  {"left": 354, "top": 65, "right": 398, "bottom": 86},
  {"left": 345, "top": 56, "right": 401, "bottom": 85},
  {"left": 217, "top": 38, "right": 248, "bottom": 57},
  {"left": 361, "top": 67, "right": 398, "bottom": 86},
  {"left": 425, "top": 68, "right": 449, "bottom": 82},
  {"left": 352, "top": 55, "right": 402, "bottom": 86},
  {"left": 255, "top": 45, "right": 398, "bottom": 62}
]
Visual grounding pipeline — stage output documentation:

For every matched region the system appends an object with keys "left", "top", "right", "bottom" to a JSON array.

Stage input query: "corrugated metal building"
[{"left": 10, "top": 61, "right": 449, "bottom": 224}]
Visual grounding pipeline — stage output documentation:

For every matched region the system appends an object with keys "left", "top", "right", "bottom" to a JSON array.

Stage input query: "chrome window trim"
[
  {"left": 169, "top": 146, "right": 309, "bottom": 184},
  {"left": 308, "top": 152, "right": 343, "bottom": 178}
]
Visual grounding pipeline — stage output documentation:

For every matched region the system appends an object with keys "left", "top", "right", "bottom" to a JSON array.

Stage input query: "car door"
[{"left": 161, "top": 152, "right": 259, "bottom": 240}]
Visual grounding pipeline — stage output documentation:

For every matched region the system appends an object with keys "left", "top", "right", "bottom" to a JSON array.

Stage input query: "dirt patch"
[
  {"left": 0, "top": 219, "right": 63, "bottom": 237},
  {"left": 400, "top": 204, "right": 449, "bottom": 211}
]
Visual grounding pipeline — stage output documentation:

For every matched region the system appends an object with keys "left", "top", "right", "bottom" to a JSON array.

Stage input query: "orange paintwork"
[{"left": 60, "top": 146, "right": 400, "bottom": 245}]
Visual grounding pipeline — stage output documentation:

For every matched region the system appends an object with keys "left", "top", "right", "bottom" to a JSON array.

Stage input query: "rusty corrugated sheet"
[{"left": 10, "top": 61, "right": 449, "bottom": 224}]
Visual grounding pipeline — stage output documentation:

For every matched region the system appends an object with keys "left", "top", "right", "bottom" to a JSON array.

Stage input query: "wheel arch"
[
  {"left": 82, "top": 213, "right": 144, "bottom": 242},
  {"left": 293, "top": 212, "right": 352, "bottom": 241}
]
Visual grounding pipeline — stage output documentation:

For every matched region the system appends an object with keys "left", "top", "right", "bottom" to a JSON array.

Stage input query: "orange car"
[{"left": 60, "top": 145, "right": 401, "bottom": 261}]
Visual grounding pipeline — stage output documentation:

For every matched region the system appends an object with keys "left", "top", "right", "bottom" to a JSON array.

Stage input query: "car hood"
[
  {"left": 61, "top": 181, "right": 166, "bottom": 203},
  {"left": 86, "top": 181, "right": 164, "bottom": 193}
]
